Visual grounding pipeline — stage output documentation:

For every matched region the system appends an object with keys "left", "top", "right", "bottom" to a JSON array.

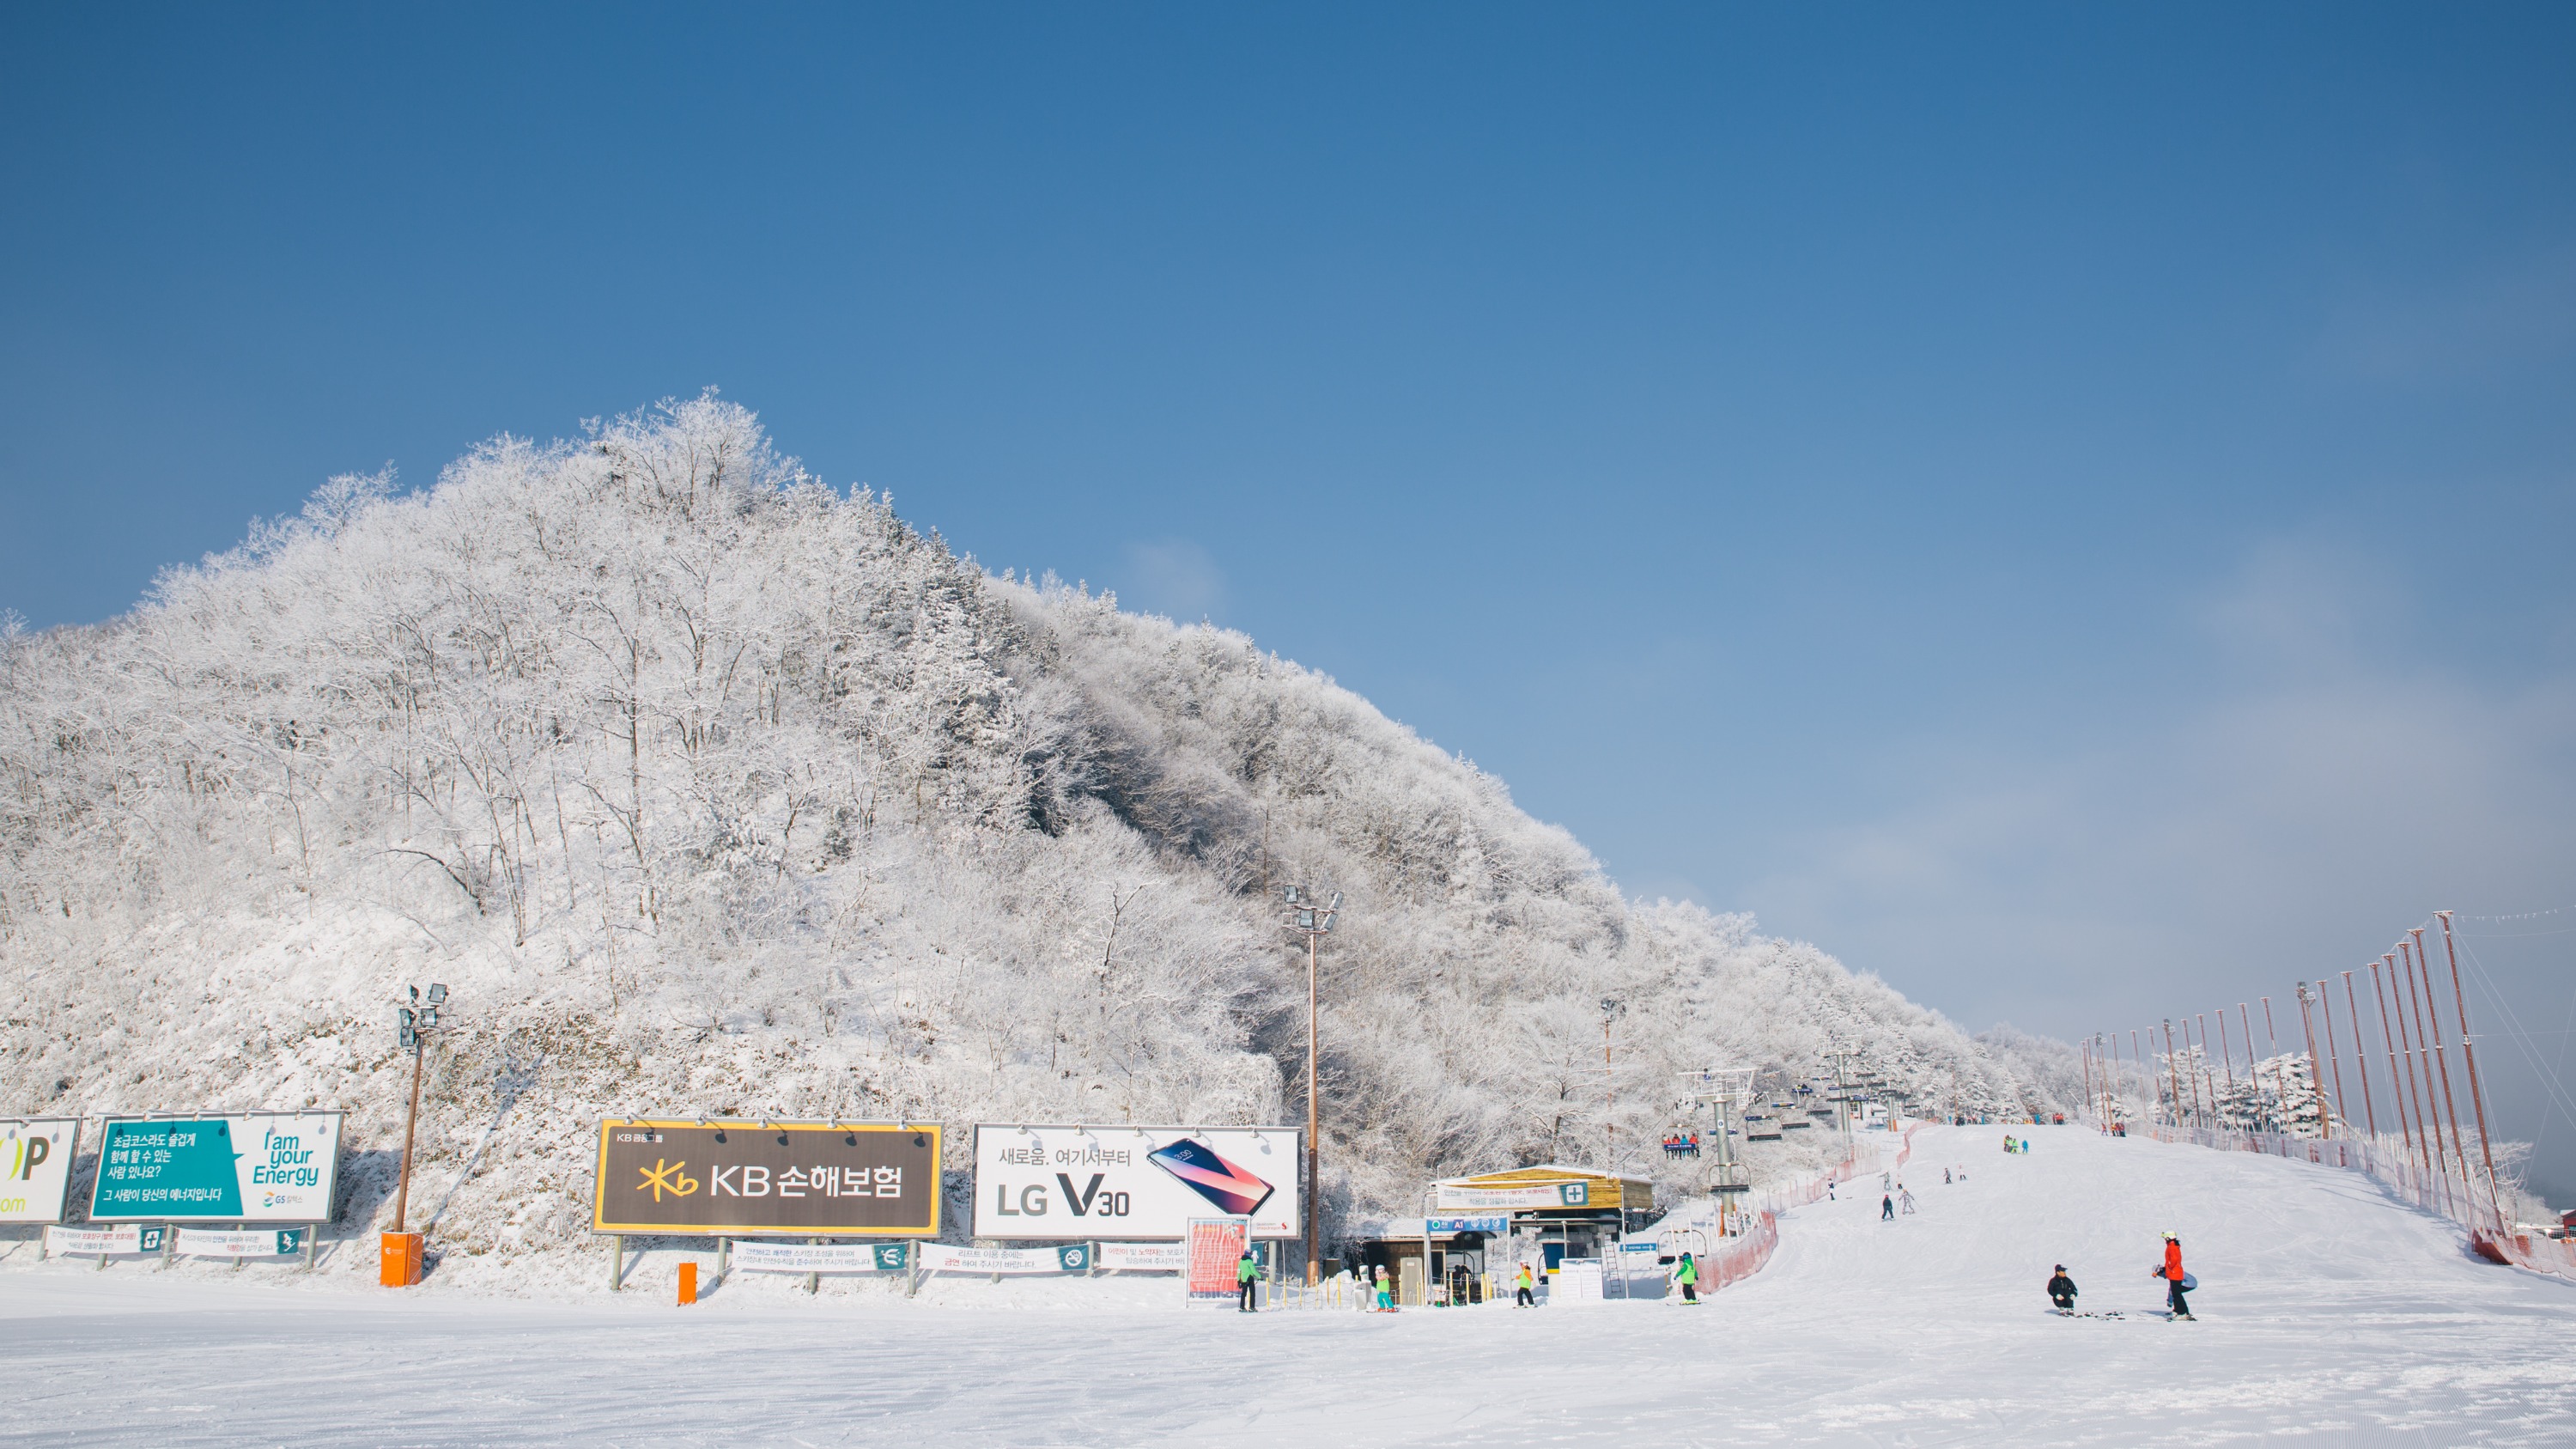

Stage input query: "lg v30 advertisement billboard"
[{"left": 971, "top": 1125, "right": 1301, "bottom": 1240}]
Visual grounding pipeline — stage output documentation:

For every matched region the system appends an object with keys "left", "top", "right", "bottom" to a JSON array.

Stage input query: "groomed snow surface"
[{"left": 5, "top": 1124, "right": 2573, "bottom": 1446}]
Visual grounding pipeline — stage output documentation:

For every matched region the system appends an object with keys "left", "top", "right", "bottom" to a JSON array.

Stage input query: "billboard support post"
[{"left": 609, "top": 1233, "right": 623, "bottom": 1292}]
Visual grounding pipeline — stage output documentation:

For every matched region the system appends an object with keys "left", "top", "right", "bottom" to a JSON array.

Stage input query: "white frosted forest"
[{"left": 3, "top": 395, "right": 2075, "bottom": 1285}]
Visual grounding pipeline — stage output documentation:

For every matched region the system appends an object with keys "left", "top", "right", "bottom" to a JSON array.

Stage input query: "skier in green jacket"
[
  {"left": 1237, "top": 1249, "right": 1261, "bottom": 1312},
  {"left": 1673, "top": 1251, "right": 1701, "bottom": 1304}
]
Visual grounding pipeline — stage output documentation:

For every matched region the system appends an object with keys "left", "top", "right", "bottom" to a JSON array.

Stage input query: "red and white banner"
[{"left": 1184, "top": 1217, "right": 1249, "bottom": 1305}]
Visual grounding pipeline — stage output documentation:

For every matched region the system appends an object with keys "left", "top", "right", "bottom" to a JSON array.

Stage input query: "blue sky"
[{"left": 6, "top": 5, "right": 2574, "bottom": 1188}]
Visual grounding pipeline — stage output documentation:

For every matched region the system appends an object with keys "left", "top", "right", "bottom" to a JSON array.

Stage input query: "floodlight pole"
[
  {"left": 394, "top": 1032, "right": 425, "bottom": 1233},
  {"left": 1600, "top": 999, "right": 1625, "bottom": 1172},
  {"left": 392, "top": 983, "right": 444, "bottom": 1233}
]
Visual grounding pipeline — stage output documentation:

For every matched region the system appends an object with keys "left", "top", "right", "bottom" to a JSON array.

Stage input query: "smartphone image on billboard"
[{"left": 1147, "top": 1137, "right": 1276, "bottom": 1217}]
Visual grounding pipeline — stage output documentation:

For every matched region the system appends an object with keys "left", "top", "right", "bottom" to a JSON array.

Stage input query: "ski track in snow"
[{"left": 4, "top": 1125, "right": 2572, "bottom": 1447}]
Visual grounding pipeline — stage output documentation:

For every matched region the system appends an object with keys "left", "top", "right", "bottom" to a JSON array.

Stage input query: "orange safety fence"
[{"left": 2142, "top": 1123, "right": 2573, "bottom": 1283}]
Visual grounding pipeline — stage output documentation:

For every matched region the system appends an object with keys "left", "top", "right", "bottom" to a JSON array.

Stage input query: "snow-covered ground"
[{"left": 5, "top": 1123, "right": 2573, "bottom": 1446}]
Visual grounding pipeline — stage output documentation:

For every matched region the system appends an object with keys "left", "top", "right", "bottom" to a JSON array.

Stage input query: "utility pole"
[
  {"left": 2437, "top": 911, "right": 2506, "bottom": 1233},
  {"left": 1600, "top": 998, "right": 1626, "bottom": 1172},
  {"left": 1280, "top": 886, "right": 1340, "bottom": 1289},
  {"left": 2411, "top": 926, "right": 2476, "bottom": 1210},
  {"left": 2294, "top": 983, "right": 2329, "bottom": 1137},
  {"left": 2341, "top": 972, "right": 2378, "bottom": 1140},
  {"left": 2161, "top": 1020, "right": 2182, "bottom": 1129},
  {"left": 2369, "top": 959, "right": 2421, "bottom": 1171},
  {"left": 2260, "top": 996, "right": 2286, "bottom": 1132},
  {"left": 2391, "top": 944, "right": 2440, "bottom": 1190},
  {"left": 2315, "top": 983, "right": 2348, "bottom": 1133}
]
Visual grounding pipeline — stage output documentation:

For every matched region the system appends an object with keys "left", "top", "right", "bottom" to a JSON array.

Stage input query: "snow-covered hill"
[{"left": 1, "top": 395, "right": 2052, "bottom": 1281}]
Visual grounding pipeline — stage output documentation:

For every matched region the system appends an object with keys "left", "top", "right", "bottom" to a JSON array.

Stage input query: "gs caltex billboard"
[{"left": 591, "top": 1120, "right": 940, "bottom": 1235}]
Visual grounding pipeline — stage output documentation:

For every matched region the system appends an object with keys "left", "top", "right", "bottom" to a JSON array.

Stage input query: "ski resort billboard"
[
  {"left": 970, "top": 1124, "right": 1301, "bottom": 1241},
  {"left": 87, "top": 1112, "right": 342, "bottom": 1224},
  {"left": 590, "top": 1119, "right": 941, "bottom": 1236},
  {"left": 2, "top": 1118, "right": 80, "bottom": 1224}
]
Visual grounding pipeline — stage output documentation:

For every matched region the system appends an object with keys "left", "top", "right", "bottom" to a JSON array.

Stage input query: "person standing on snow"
[
  {"left": 1375, "top": 1263, "right": 1395, "bottom": 1312},
  {"left": 1672, "top": 1251, "right": 1700, "bottom": 1305},
  {"left": 1899, "top": 1186, "right": 1917, "bottom": 1215},
  {"left": 1880, "top": 1192, "right": 1895, "bottom": 1221},
  {"left": 2157, "top": 1233, "right": 2193, "bottom": 1319},
  {"left": 1238, "top": 1248, "right": 1261, "bottom": 1312},
  {"left": 1943, "top": 1166, "right": 1953, "bottom": 1184},
  {"left": 2047, "top": 1264, "right": 2078, "bottom": 1312},
  {"left": 1515, "top": 1262, "right": 1536, "bottom": 1307}
]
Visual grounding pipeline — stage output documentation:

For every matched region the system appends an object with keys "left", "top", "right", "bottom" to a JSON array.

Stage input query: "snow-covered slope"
[
  {"left": 1, "top": 396, "right": 2048, "bottom": 1275},
  {"left": 4, "top": 1125, "right": 2570, "bottom": 1446}
]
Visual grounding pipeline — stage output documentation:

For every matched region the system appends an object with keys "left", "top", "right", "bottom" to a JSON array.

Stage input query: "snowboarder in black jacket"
[{"left": 2046, "top": 1265, "right": 2077, "bottom": 1312}]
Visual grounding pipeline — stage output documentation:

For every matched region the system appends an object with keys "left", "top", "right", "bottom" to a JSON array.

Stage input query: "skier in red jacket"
[{"left": 2160, "top": 1233, "right": 2193, "bottom": 1319}]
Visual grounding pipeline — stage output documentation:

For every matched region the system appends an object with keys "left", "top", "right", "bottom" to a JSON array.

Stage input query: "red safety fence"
[
  {"left": 2142, "top": 1123, "right": 2573, "bottom": 1282},
  {"left": 1706, "top": 1209, "right": 1777, "bottom": 1290}
]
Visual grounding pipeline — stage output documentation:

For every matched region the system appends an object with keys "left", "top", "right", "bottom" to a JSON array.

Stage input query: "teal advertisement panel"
[{"left": 88, "top": 1112, "right": 343, "bottom": 1223}]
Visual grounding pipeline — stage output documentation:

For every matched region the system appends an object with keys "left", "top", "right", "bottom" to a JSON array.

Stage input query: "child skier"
[
  {"left": 2047, "top": 1264, "right": 2078, "bottom": 1313},
  {"left": 1899, "top": 1185, "right": 1917, "bottom": 1215},
  {"left": 1515, "top": 1262, "right": 1536, "bottom": 1307},
  {"left": 1238, "top": 1248, "right": 1261, "bottom": 1312},
  {"left": 1880, "top": 1192, "right": 1895, "bottom": 1221},
  {"left": 1672, "top": 1251, "right": 1700, "bottom": 1304}
]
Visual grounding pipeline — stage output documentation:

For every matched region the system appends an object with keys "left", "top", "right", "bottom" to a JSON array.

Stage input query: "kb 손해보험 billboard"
[
  {"left": 590, "top": 1120, "right": 941, "bottom": 1235},
  {"left": 971, "top": 1124, "right": 1301, "bottom": 1240},
  {"left": 87, "top": 1113, "right": 342, "bottom": 1224},
  {"left": 2, "top": 1118, "right": 80, "bottom": 1225}
]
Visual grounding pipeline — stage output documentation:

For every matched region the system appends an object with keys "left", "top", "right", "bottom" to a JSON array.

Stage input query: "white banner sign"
[
  {"left": 175, "top": 1227, "right": 306, "bottom": 1259},
  {"left": 1431, "top": 1180, "right": 1590, "bottom": 1210},
  {"left": 44, "top": 1224, "right": 167, "bottom": 1257},
  {"left": 1095, "top": 1240, "right": 1189, "bottom": 1272},
  {"left": 918, "top": 1243, "right": 1091, "bottom": 1275},
  {"left": 730, "top": 1240, "right": 907, "bottom": 1275},
  {"left": 972, "top": 1125, "right": 1300, "bottom": 1241},
  {"left": 2, "top": 1118, "right": 80, "bottom": 1225}
]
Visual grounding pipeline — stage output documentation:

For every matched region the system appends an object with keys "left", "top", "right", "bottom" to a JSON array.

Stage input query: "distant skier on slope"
[
  {"left": 2156, "top": 1233, "right": 2194, "bottom": 1319},
  {"left": 1238, "top": 1248, "right": 1261, "bottom": 1312},
  {"left": 1515, "top": 1263, "right": 1535, "bottom": 1307},
  {"left": 1899, "top": 1186, "right": 1917, "bottom": 1215},
  {"left": 1943, "top": 1167, "right": 1953, "bottom": 1184},
  {"left": 2047, "top": 1264, "right": 2078, "bottom": 1312},
  {"left": 1672, "top": 1251, "right": 1700, "bottom": 1305},
  {"left": 1881, "top": 1192, "right": 1895, "bottom": 1221}
]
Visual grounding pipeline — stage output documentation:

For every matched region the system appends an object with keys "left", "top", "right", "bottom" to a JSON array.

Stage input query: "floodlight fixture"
[
  {"left": 1283, "top": 886, "right": 1302, "bottom": 904},
  {"left": 427, "top": 983, "right": 447, "bottom": 1005}
]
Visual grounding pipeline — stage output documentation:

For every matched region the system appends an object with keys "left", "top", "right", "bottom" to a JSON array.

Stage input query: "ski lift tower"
[{"left": 1679, "top": 1067, "right": 1757, "bottom": 1236}]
